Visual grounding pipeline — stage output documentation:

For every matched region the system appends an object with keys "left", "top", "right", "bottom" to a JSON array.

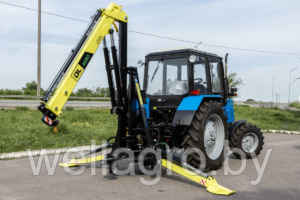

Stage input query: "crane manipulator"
[{"left": 37, "top": 3, "right": 236, "bottom": 195}]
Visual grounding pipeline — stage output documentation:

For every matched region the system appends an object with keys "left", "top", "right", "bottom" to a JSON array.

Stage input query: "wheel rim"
[
  {"left": 204, "top": 114, "right": 225, "bottom": 160},
  {"left": 242, "top": 132, "right": 259, "bottom": 153}
]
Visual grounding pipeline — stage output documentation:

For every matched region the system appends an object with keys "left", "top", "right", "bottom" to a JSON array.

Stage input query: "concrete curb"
[
  {"left": 262, "top": 130, "right": 300, "bottom": 135},
  {"left": 0, "top": 145, "right": 102, "bottom": 160}
]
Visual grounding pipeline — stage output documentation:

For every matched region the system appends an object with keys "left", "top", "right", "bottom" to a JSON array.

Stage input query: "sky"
[{"left": 0, "top": 0, "right": 299, "bottom": 102}]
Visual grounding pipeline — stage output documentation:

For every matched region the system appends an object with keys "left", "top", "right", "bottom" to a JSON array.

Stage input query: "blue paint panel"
[
  {"left": 135, "top": 98, "right": 150, "bottom": 118},
  {"left": 132, "top": 99, "right": 138, "bottom": 112},
  {"left": 177, "top": 95, "right": 221, "bottom": 111},
  {"left": 223, "top": 99, "right": 235, "bottom": 123},
  {"left": 144, "top": 98, "right": 150, "bottom": 118}
]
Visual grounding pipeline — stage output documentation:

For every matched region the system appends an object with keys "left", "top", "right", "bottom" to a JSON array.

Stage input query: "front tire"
[
  {"left": 230, "top": 123, "right": 264, "bottom": 159},
  {"left": 182, "top": 100, "right": 228, "bottom": 171}
]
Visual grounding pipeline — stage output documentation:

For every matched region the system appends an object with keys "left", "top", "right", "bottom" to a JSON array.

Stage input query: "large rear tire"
[
  {"left": 230, "top": 123, "right": 264, "bottom": 159},
  {"left": 182, "top": 100, "right": 228, "bottom": 171}
]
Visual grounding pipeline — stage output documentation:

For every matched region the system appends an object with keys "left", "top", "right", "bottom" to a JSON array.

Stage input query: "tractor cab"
[{"left": 141, "top": 47, "right": 226, "bottom": 109}]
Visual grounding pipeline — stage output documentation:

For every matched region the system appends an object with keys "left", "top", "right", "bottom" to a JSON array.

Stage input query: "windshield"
[
  {"left": 147, "top": 58, "right": 188, "bottom": 95},
  {"left": 209, "top": 58, "right": 222, "bottom": 93},
  {"left": 193, "top": 56, "right": 208, "bottom": 94}
]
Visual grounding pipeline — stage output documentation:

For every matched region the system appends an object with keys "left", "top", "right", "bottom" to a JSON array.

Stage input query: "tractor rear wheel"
[
  {"left": 182, "top": 100, "right": 228, "bottom": 171},
  {"left": 230, "top": 123, "right": 264, "bottom": 159}
]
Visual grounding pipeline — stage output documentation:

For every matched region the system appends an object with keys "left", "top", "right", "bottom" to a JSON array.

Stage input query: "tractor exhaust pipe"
[
  {"left": 224, "top": 53, "right": 229, "bottom": 99},
  {"left": 225, "top": 53, "right": 228, "bottom": 77}
]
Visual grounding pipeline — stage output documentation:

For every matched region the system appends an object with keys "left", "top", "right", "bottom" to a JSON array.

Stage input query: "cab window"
[
  {"left": 193, "top": 56, "right": 208, "bottom": 94},
  {"left": 147, "top": 58, "right": 188, "bottom": 95},
  {"left": 209, "top": 58, "right": 222, "bottom": 93}
]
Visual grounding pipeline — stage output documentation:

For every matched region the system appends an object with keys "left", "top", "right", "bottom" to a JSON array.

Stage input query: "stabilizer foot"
[{"left": 161, "top": 159, "right": 236, "bottom": 195}]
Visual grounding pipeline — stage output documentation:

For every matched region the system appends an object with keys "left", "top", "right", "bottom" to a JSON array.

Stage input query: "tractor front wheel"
[
  {"left": 230, "top": 123, "right": 264, "bottom": 159},
  {"left": 182, "top": 100, "right": 228, "bottom": 171}
]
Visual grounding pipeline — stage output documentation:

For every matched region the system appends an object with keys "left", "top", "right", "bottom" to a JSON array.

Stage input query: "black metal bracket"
[{"left": 110, "top": 107, "right": 124, "bottom": 115}]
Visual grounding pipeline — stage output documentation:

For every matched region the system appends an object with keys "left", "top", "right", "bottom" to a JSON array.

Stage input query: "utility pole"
[
  {"left": 289, "top": 66, "right": 298, "bottom": 104},
  {"left": 272, "top": 76, "right": 275, "bottom": 106},
  {"left": 37, "top": 0, "right": 41, "bottom": 97}
]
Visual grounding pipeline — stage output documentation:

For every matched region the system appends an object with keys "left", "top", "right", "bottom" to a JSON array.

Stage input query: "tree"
[
  {"left": 228, "top": 72, "right": 244, "bottom": 89},
  {"left": 105, "top": 87, "right": 110, "bottom": 97},
  {"left": 22, "top": 80, "right": 44, "bottom": 95},
  {"left": 22, "top": 81, "right": 37, "bottom": 91},
  {"left": 246, "top": 99, "right": 255, "bottom": 101},
  {"left": 95, "top": 87, "right": 106, "bottom": 97},
  {"left": 76, "top": 88, "right": 93, "bottom": 96},
  {"left": 227, "top": 72, "right": 244, "bottom": 98}
]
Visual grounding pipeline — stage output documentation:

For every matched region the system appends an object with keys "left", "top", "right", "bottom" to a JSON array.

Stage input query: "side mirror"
[
  {"left": 230, "top": 88, "right": 237, "bottom": 93},
  {"left": 137, "top": 60, "right": 144, "bottom": 67},
  {"left": 189, "top": 55, "right": 196, "bottom": 63}
]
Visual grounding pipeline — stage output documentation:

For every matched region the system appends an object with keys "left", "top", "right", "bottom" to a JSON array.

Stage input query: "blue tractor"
[
  {"left": 38, "top": 5, "right": 261, "bottom": 193},
  {"left": 136, "top": 47, "right": 264, "bottom": 171}
]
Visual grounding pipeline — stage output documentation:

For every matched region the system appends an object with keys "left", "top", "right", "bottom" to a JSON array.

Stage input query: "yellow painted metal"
[
  {"left": 101, "top": 4, "right": 128, "bottom": 22},
  {"left": 60, "top": 156, "right": 235, "bottom": 195},
  {"left": 112, "top": 21, "right": 118, "bottom": 32},
  {"left": 44, "top": 3, "right": 128, "bottom": 116},
  {"left": 135, "top": 82, "right": 144, "bottom": 104},
  {"left": 59, "top": 155, "right": 105, "bottom": 167},
  {"left": 161, "top": 159, "right": 236, "bottom": 195}
]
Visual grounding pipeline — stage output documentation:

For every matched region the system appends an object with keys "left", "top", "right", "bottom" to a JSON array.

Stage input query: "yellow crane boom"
[{"left": 38, "top": 3, "right": 128, "bottom": 124}]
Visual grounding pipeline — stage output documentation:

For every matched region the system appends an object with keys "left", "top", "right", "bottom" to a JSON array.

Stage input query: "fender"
[
  {"left": 172, "top": 95, "right": 221, "bottom": 126},
  {"left": 228, "top": 119, "right": 247, "bottom": 140}
]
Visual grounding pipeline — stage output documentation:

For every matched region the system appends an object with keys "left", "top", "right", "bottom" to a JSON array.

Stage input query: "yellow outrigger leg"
[
  {"left": 59, "top": 143, "right": 112, "bottom": 167},
  {"left": 59, "top": 143, "right": 235, "bottom": 195},
  {"left": 161, "top": 159, "right": 236, "bottom": 195},
  {"left": 59, "top": 155, "right": 105, "bottom": 167},
  {"left": 60, "top": 156, "right": 236, "bottom": 195}
]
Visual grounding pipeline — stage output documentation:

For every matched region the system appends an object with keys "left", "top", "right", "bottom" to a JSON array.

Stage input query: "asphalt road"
[
  {"left": 0, "top": 100, "right": 111, "bottom": 109},
  {"left": 1, "top": 133, "right": 300, "bottom": 200}
]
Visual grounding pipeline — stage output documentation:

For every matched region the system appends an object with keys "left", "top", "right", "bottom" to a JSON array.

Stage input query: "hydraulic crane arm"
[{"left": 38, "top": 3, "right": 128, "bottom": 126}]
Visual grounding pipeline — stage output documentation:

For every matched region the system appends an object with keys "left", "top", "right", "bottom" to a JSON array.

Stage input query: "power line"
[
  {"left": 128, "top": 30, "right": 299, "bottom": 55},
  {"left": 0, "top": 1, "right": 89, "bottom": 23},
  {"left": 1, "top": 1, "right": 299, "bottom": 55}
]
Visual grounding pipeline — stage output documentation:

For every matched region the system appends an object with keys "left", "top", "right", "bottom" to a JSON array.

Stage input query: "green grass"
[
  {"left": 234, "top": 105, "right": 300, "bottom": 131},
  {"left": 0, "top": 108, "right": 117, "bottom": 154},
  {"left": 1, "top": 105, "right": 300, "bottom": 154}
]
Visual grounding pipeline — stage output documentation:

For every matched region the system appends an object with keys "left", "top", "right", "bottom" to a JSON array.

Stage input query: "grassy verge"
[
  {"left": 0, "top": 108, "right": 117, "bottom": 154},
  {"left": 1, "top": 105, "right": 300, "bottom": 154},
  {"left": 234, "top": 105, "right": 300, "bottom": 131}
]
